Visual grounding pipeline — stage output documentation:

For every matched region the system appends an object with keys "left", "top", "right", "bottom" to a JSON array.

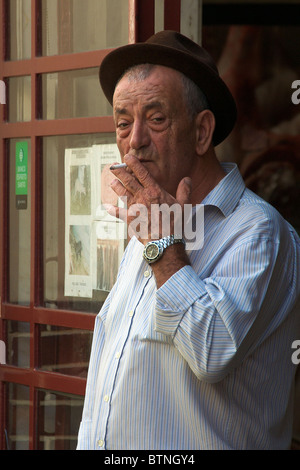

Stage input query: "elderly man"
[{"left": 77, "top": 31, "right": 300, "bottom": 450}]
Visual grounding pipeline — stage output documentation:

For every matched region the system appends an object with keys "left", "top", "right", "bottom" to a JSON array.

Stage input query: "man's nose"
[{"left": 129, "top": 120, "right": 151, "bottom": 151}]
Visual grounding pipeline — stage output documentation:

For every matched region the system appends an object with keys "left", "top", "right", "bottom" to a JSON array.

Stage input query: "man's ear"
[{"left": 195, "top": 110, "right": 216, "bottom": 156}]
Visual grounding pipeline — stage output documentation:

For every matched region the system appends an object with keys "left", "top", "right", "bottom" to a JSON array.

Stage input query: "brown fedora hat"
[{"left": 99, "top": 30, "right": 237, "bottom": 146}]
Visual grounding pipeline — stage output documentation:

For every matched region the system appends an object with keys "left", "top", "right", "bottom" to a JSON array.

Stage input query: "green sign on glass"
[{"left": 16, "top": 141, "right": 28, "bottom": 209}]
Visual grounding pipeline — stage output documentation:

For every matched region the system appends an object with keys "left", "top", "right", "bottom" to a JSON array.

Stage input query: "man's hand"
[
  {"left": 105, "top": 153, "right": 192, "bottom": 287},
  {"left": 106, "top": 154, "right": 192, "bottom": 244}
]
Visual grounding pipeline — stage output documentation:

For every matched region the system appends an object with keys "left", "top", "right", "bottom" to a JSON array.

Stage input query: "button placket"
[{"left": 95, "top": 260, "right": 153, "bottom": 449}]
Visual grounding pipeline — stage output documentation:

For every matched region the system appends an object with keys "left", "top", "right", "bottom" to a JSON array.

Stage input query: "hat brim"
[{"left": 99, "top": 43, "right": 237, "bottom": 146}]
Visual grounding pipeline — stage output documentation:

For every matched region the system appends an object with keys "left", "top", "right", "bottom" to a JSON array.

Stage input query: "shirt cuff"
[{"left": 154, "top": 264, "right": 206, "bottom": 336}]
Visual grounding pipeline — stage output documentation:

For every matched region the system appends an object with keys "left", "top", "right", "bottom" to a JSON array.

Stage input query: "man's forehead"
[
  {"left": 113, "top": 66, "right": 183, "bottom": 109},
  {"left": 114, "top": 100, "right": 164, "bottom": 116}
]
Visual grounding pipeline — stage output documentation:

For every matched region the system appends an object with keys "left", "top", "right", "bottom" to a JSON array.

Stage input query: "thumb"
[{"left": 176, "top": 177, "right": 192, "bottom": 206}]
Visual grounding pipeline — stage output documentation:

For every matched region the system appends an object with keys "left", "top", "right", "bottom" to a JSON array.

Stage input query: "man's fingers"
[
  {"left": 110, "top": 177, "right": 131, "bottom": 197},
  {"left": 124, "top": 154, "right": 156, "bottom": 189},
  {"left": 104, "top": 203, "right": 128, "bottom": 223},
  {"left": 110, "top": 154, "right": 160, "bottom": 202},
  {"left": 110, "top": 159, "right": 143, "bottom": 196}
]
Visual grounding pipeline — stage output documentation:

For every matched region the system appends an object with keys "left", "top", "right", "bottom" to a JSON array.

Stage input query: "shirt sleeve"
[{"left": 154, "top": 236, "right": 295, "bottom": 383}]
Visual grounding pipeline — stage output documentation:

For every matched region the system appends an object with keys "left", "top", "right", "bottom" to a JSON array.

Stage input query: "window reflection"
[
  {"left": 43, "top": 133, "right": 121, "bottom": 313},
  {"left": 41, "top": 68, "right": 111, "bottom": 120},
  {"left": 37, "top": 390, "right": 84, "bottom": 450},
  {"left": 41, "top": 0, "right": 129, "bottom": 56},
  {"left": 7, "top": 0, "right": 31, "bottom": 60},
  {"left": 38, "top": 325, "right": 93, "bottom": 377},
  {"left": 6, "top": 321, "right": 30, "bottom": 368},
  {"left": 8, "top": 76, "right": 31, "bottom": 122},
  {"left": 6, "top": 383, "right": 30, "bottom": 450}
]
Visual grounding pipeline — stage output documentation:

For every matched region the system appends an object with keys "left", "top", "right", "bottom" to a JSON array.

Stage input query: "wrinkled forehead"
[{"left": 113, "top": 65, "right": 185, "bottom": 108}]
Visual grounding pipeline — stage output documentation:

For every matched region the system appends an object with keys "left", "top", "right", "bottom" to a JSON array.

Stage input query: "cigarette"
[{"left": 110, "top": 163, "right": 127, "bottom": 170}]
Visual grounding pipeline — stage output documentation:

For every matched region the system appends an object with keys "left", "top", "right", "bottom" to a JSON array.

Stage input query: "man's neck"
[{"left": 190, "top": 150, "right": 226, "bottom": 205}]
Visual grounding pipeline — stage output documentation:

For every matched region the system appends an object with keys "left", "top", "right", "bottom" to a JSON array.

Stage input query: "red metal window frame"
[{"left": 0, "top": 0, "right": 181, "bottom": 451}]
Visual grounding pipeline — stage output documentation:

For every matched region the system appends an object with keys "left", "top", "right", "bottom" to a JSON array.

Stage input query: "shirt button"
[
  {"left": 104, "top": 394, "right": 109, "bottom": 402},
  {"left": 115, "top": 352, "right": 121, "bottom": 359},
  {"left": 144, "top": 270, "right": 150, "bottom": 277},
  {"left": 128, "top": 310, "right": 134, "bottom": 317},
  {"left": 97, "top": 439, "right": 104, "bottom": 447}
]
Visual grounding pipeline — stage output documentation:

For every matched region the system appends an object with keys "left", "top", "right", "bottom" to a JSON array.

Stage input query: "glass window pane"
[
  {"left": 42, "top": 133, "right": 125, "bottom": 313},
  {"left": 9, "top": 139, "right": 31, "bottom": 305},
  {"left": 155, "top": 0, "right": 202, "bottom": 40},
  {"left": 6, "top": 383, "right": 30, "bottom": 450},
  {"left": 180, "top": 0, "right": 202, "bottom": 42},
  {"left": 41, "top": 0, "right": 129, "bottom": 56},
  {"left": 7, "top": 0, "right": 31, "bottom": 60},
  {"left": 155, "top": 0, "right": 164, "bottom": 32},
  {"left": 38, "top": 325, "right": 93, "bottom": 377},
  {"left": 8, "top": 76, "right": 31, "bottom": 122},
  {"left": 37, "top": 390, "right": 84, "bottom": 450},
  {"left": 6, "top": 321, "right": 30, "bottom": 368},
  {"left": 41, "top": 68, "right": 111, "bottom": 120}
]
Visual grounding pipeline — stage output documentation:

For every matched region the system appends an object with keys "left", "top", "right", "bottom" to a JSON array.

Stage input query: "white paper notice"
[{"left": 64, "top": 144, "right": 125, "bottom": 298}]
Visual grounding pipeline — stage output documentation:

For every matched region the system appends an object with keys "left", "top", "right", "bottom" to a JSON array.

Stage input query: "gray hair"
[{"left": 118, "top": 63, "right": 209, "bottom": 118}]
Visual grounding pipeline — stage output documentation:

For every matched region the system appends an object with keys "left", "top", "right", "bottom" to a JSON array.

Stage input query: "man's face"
[{"left": 113, "top": 65, "right": 198, "bottom": 196}]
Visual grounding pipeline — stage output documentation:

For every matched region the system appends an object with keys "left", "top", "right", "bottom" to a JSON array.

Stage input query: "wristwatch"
[{"left": 143, "top": 235, "right": 185, "bottom": 264}]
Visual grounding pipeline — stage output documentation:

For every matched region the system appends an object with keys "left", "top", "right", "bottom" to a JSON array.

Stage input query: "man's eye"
[
  {"left": 118, "top": 122, "right": 129, "bottom": 129},
  {"left": 151, "top": 116, "right": 165, "bottom": 124}
]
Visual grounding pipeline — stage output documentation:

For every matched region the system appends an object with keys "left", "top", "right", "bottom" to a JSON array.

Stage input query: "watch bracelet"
[{"left": 160, "top": 235, "right": 185, "bottom": 248}]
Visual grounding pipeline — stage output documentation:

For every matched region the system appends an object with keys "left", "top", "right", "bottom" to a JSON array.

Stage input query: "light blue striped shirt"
[{"left": 77, "top": 163, "right": 300, "bottom": 450}]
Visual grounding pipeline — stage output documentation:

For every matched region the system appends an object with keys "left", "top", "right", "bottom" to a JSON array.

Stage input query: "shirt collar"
[{"left": 201, "top": 163, "right": 245, "bottom": 217}]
